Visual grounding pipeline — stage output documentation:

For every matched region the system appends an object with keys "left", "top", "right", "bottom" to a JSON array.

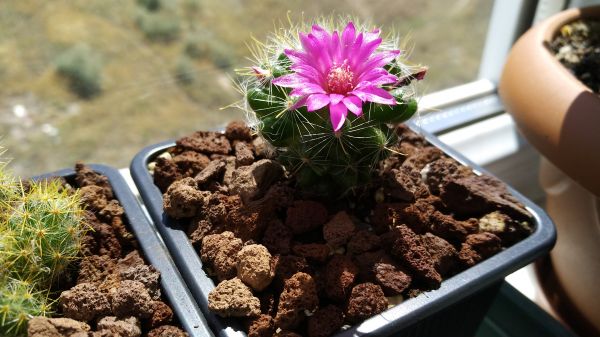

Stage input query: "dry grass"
[{"left": 0, "top": 0, "right": 492, "bottom": 176}]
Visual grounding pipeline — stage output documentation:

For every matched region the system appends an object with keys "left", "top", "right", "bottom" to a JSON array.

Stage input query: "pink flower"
[{"left": 272, "top": 22, "right": 400, "bottom": 131}]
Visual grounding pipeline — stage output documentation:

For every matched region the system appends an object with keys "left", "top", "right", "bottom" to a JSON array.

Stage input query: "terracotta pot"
[
  {"left": 500, "top": 6, "right": 600, "bottom": 337},
  {"left": 499, "top": 5, "right": 600, "bottom": 198}
]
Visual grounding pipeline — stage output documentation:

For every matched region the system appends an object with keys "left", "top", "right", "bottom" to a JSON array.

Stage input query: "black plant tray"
[
  {"left": 36, "top": 164, "right": 213, "bottom": 337},
  {"left": 129, "top": 124, "right": 556, "bottom": 337}
]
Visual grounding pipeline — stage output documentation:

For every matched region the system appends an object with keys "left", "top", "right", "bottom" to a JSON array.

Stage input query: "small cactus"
[
  {"left": 0, "top": 278, "right": 52, "bottom": 337},
  {"left": 241, "top": 18, "right": 426, "bottom": 195},
  {"left": 0, "top": 179, "right": 86, "bottom": 288}
]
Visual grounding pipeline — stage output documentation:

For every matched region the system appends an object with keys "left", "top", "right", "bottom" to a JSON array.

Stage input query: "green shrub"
[
  {"left": 55, "top": 44, "right": 102, "bottom": 99},
  {"left": 184, "top": 32, "right": 233, "bottom": 69},
  {"left": 136, "top": 10, "right": 181, "bottom": 42},
  {"left": 137, "top": 0, "right": 161, "bottom": 11},
  {"left": 174, "top": 56, "right": 195, "bottom": 85}
]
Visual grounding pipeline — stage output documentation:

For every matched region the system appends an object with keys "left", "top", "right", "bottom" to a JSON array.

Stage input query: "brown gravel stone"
[
  {"left": 201, "top": 231, "right": 244, "bottom": 281},
  {"left": 163, "top": 177, "right": 208, "bottom": 219},
  {"left": 77, "top": 254, "right": 117, "bottom": 284},
  {"left": 28, "top": 317, "right": 91, "bottom": 337},
  {"left": 322, "top": 211, "right": 356, "bottom": 248},
  {"left": 194, "top": 159, "right": 226, "bottom": 187},
  {"left": 153, "top": 157, "right": 182, "bottom": 192},
  {"left": 173, "top": 151, "right": 211, "bottom": 177},
  {"left": 247, "top": 314, "right": 275, "bottom": 337},
  {"left": 285, "top": 200, "right": 328, "bottom": 235},
  {"left": 291, "top": 243, "right": 330, "bottom": 264},
  {"left": 421, "top": 233, "right": 458, "bottom": 277},
  {"left": 59, "top": 283, "right": 111, "bottom": 322},
  {"left": 274, "top": 272, "right": 319, "bottom": 330},
  {"left": 96, "top": 316, "right": 141, "bottom": 337},
  {"left": 150, "top": 301, "right": 174, "bottom": 328},
  {"left": 111, "top": 280, "right": 154, "bottom": 318},
  {"left": 459, "top": 232, "right": 503, "bottom": 267},
  {"left": 79, "top": 185, "right": 108, "bottom": 212},
  {"left": 262, "top": 219, "right": 293, "bottom": 255},
  {"left": 147, "top": 325, "right": 189, "bottom": 337},
  {"left": 187, "top": 218, "right": 214, "bottom": 248},
  {"left": 307, "top": 305, "right": 344, "bottom": 337},
  {"left": 208, "top": 278, "right": 261, "bottom": 317},
  {"left": 237, "top": 244, "right": 274, "bottom": 291},
  {"left": 75, "top": 162, "right": 113, "bottom": 199},
  {"left": 272, "top": 255, "right": 311, "bottom": 288},
  {"left": 235, "top": 141, "right": 255, "bottom": 167},
  {"left": 176, "top": 131, "right": 232, "bottom": 155},
  {"left": 347, "top": 230, "right": 381, "bottom": 255},
  {"left": 423, "top": 157, "right": 473, "bottom": 195},
  {"left": 373, "top": 262, "right": 412, "bottom": 296},
  {"left": 225, "top": 120, "right": 253, "bottom": 142},
  {"left": 345, "top": 283, "right": 388, "bottom": 323},
  {"left": 389, "top": 225, "right": 442, "bottom": 289},
  {"left": 324, "top": 255, "right": 359, "bottom": 302}
]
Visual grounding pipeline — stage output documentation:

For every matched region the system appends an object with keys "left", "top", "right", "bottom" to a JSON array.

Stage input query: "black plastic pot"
[
  {"left": 36, "top": 164, "right": 213, "bottom": 337},
  {"left": 129, "top": 125, "right": 556, "bottom": 337}
]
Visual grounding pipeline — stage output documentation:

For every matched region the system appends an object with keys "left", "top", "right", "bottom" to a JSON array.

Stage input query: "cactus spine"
[
  {"left": 0, "top": 166, "right": 86, "bottom": 336},
  {"left": 242, "top": 19, "right": 423, "bottom": 195}
]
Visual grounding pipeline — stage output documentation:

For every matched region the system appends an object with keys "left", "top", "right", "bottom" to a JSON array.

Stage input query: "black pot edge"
[
  {"left": 129, "top": 124, "right": 557, "bottom": 337},
  {"left": 35, "top": 164, "right": 214, "bottom": 337}
]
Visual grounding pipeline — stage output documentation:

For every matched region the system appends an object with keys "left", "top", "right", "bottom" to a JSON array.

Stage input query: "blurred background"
[{"left": 0, "top": 0, "right": 493, "bottom": 176}]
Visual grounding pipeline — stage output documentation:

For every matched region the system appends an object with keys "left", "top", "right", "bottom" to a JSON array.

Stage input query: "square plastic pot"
[
  {"left": 36, "top": 164, "right": 213, "bottom": 337},
  {"left": 129, "top": 125, "right": 556, "bottom": 337}
]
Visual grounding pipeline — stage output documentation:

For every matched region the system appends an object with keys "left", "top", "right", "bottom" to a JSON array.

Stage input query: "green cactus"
[
  {"left": 0, "top": 278, "right": 52, "bottom": 337},
  {"left": 241, "top": 19, "right": 424, "bottom": 195},
  {"left": 0, "top": 179, "right": 86, "bottom": 288}
]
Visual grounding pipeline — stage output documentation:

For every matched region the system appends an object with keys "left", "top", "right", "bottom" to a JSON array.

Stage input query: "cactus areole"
[{"left": 244, "top": 20, "right": 426, "bottom": 195}]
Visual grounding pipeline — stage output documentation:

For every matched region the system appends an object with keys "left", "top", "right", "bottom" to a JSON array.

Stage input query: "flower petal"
[
  {"left": 343, "top": 95, "right": 363, "bottom": 117},
  {"left": 272, "top": 73, "right": 306, "bottom": 88},
  {"left": 306, "top": 94, "right": 330, "bottom": 111},
  {"left": 342, "top": 22, "right": 356, "bottom": 47},
  {"left": 351, "top": 86, "right": 395, "bottom": 105},
  {"left": 358, "top": 68, "right": 398, "bottom": 85},
  {"left": 290, "top": 83, "right": 326, "bottom": 96},
  {"left": 329, "top": 93, "right": 345, "bottom": 105},
  {"left": 288, "top": 95, "right": 308, "bottom": 110},
  {"left": 356, "top": 50, "right": 400, "bottom": 75},
  {"left": 329, "top": 102, "right": 348, "bottom": 131}
]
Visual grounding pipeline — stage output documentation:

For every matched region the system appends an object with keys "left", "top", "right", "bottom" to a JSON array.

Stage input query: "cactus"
[
  {"left": 0, "top": 178, "right": 86, "bottom": 288},
  {"left": 241, "top": 18, "right": 425, "bottom": 195},
  {"left": 0, "top": 278, "right": 52, "bottom": 337}
]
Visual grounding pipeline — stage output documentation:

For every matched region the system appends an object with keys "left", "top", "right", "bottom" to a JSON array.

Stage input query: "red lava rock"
[
  {"left": 274, "top": 272, "right": 319, "bottom": 330},
  {"left": 225, "top": 120, "right": 253, "bottom": 142},
  {"left": 235, "top": 141, "right": 255, "bottom": 167},
  {"left": 273, "top": 332, "right": 302, "bottom": 337},
  {"left": 150, "top": 301, "right": 174, "bottom": 328},
  {"left": 322, "top": 211, "right": 356, "bottom": 248},
  {"left": 59, "top": 283, "right": 111, "bottom": 322},
  {"left": 421, "top": 233, "right": 458, "bottom": 277},
  {"left": 389, "top": 225, "right": 442, "bottom": 289},
  {"left": 77, "top": 254, "right": 117, "bottom": 284},
  {"left": 262, "top": 219, "right": 293, "bottom": 255},
  {"left": 187, "top": 218, "right": 215, "bottom": 248},
  {"left": 79, "top": 185, "right": 108, "bottom": 212},
  {"left": 353, "top": 250, "right": 395, "bottom": 282},
  {"left": 429, "top": 210, "right": 478, "bottom": 243},
  {"left": 272, "top": 255, "right": 311, "bottom": 288},
  {"left": 370, "top": 202, "right": 408, "bottom": 234},
  {"left": 75, "top": 162, "right": 113, "bottom": 199},
  {"left": 98, "top": 200, "right": 124, "bottom": 221},
  {"left": 374, "top": 262, "right": 412, "bottom": 296},
  {"left": 110, "top": 216, "right": 136, "bottom": 250},
  {"left": 401, "top": 146, "right": 444, "bottom": 172},
  {"left": 173, "top": 151, "right": 211, "bottom": 177},
  {"left": 118, "top": 262, "right": 161, "bottom": 300},
  {"left": 111, "top": 280, "right": 154, "bottom": 318},
  {"left": 347, "top": 230, "right": 381, "bottom": 255},
  {"left": 440, "top": 174, "right": 531, "bottom": 220},
  {"left": 459, "top": 232, "right": 503, "bottom": 267},
  {"left": 225, "top": 199, "right": 272, "bottom": 242},
  {"left": 385, "top": 165, "right": 428, "bottom": 202},
  {"left": 237, "top": 244, "right": 274, "bottom": 291},
  {"left": 423, "top": 157, "right": 473, "bottom": 195},
  {"left": 194, "top": 160, "right": 226, "bottom": 187},
  {"left": 96, "top": 316, "right": 141, "bottom": 337},
  {"left": 201, "top": 231, "right": 244, "bottom": 281},
  {"left": 163, "top": 177, "right": 209, "bottom": 219},
  {"left": 147, "top": 325, "right": 189, "bottom": 337},
  {"left": 208, "top": 278, "right": 261, "bottom": 317},
  {"left": 258, "top": 290, "right": 277, "bottom": 316},
  {"left": 345, "top": 283, "right": 388, "bottom": 323},
  {"left": 247, "top": 314, "right": 275, "bottom": 337},
  {"left": 229, "top": 159, "right": 284, "bottom": 204},
  {"left": 28, "top": 317, "right": 91, "bottom": 337},
  {"left": 285, "top": 200, "right": 328, "bottom": 235},
  {"left": 252, "top": 137, "right": 275, "bottom": 159},
  {"left": 291, "top": 243, "right": 330, "bottom": 264},
  {"left": 324, "top": 255, "right": 359, "bottom": 302},
  {"left": 176, "top": 131, "right": 232, "bottom": 155},
  {"left": 83, "top": 211, "right": 122, "bottom": 259},
  {"left": 153, "top": 156, "right": 182, "bottom": 192},
  {"left": 307, "top": 305, "right": 344, "bottom": 337}
]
